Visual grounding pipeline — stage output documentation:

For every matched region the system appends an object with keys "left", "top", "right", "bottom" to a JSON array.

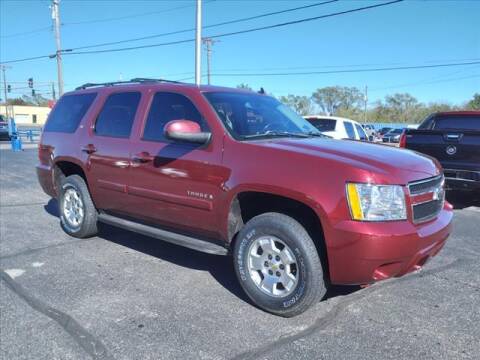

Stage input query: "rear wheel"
[
  {"left": 233, "top": 212, "right": 326, "bottom": 317},
  {"left": 59, "top": 175, "right": 98, "bottom": 238}
]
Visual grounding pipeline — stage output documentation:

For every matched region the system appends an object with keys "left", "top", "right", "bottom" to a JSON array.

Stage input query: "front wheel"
[
  {"left": 233, "top": 213, "right": 327, "bottom": 317},
  {"left": 59, "top": 175, "right": 98, "bottom": 238}
]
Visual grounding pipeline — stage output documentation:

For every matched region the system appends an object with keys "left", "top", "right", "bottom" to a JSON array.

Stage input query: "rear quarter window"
[
  {"left": 307, "top": 118, "right": 336, "bottom": 132},
  {"left": 343, "top": 121, "right": 356, "bottom": 139},
  {"left": 433, "top": 116, "right": 480, "bottom": 131},
  {"left": 44, "top": 93, "right": 97, "bottom": 133}
]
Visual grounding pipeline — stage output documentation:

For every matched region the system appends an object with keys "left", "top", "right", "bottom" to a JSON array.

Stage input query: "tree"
[
  {"left": 236, "top": 83, "right": 252, "bottom": 91},
  {"left": 7, "top": 97, "right": 29, "bottom": 106},
  {"left": 467, "top": 93, "right": 480, "bottom": 110},
  {"left": 278, "top": 94, "right": 314, "bottom": 115},
  {"left": 20, "top": 94, "right": 50, "bottom": 106},
  {"left": 378, "top": 93, "right": 422, "bottom": 123},
  {"left": 311, "top": 86, "right": 363, "bottom": 115}
]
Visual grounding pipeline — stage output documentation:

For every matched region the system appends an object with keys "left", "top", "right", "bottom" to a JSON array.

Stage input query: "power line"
[
  {"left": 69, "top": 0, "right": 338, "bottom": 51},
  {"left": 1, "top": 0, "right": 403, "bottom": 63},
  {"left": 0, "top": 26, "right": 52, "bottom": 39},
  {"left": 208, "top": 60, "right": 480, "bottom": 77},
  {"left": 369, "top": 65, "right": 480, "bottom": 91},
  {"left": 64, "top": 1, "right": 215, "bottom": 26},
  {"left": 0, "top": 54, "right": 53, "bottom": 65},
  {"left": 63, "top": 0, "right": 403, "bottom": 56},
  {"left": 369, "top": 72, "right": 480, "bottom": 92},
  {"left": 0, "top": 1, "right": 216, "bottom": 39},
  {"left": 175, "top": 60, "right": 480, "bottom": 82},
  {"left": 169, "top": 58, "right": 480, "bottom": 76}
]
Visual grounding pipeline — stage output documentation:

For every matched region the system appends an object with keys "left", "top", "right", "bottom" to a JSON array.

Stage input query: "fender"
[{"left": 220, "top": 183, "right": 330, "bottom": 244}]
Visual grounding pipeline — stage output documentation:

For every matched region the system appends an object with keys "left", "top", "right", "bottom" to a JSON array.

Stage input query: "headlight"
[{"left": 346, "top": 183, "right": 406, "bottom": 221}]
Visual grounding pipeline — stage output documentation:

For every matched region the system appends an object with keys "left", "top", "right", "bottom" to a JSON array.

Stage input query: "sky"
[{"left": 1, "top": 0, "right": 479, "bottom": 106}]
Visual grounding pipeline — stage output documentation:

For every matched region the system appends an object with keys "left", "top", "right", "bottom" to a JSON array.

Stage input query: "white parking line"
[{"left": 4, "top": 269, "right": 25, "bottom": 278}]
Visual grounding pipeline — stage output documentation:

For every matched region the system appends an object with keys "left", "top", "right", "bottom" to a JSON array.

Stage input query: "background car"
[
  {"left": 362, "top": 124, "right": 377, "bottom": 140},
  {"left": 0, "top": 117, "right": 11, "bottom": 141},
  {"left": 304, "top": 115, "right": 369, "bottom": 141},
  {"left": 382, "top": 128, "right": 405, "bottom": 143},
  {"left": 401, "top": 111, "right": 480, "bottom": 192},
  {"left": 377, "top": 127, "right": 393, "bottom": 138}
]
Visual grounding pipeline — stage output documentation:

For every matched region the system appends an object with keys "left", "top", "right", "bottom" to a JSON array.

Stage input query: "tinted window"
[
  {"left": 143, "top": 92, "right": 208, "bottom": 142},
  {"left": 307, "top": 118, "right": 336, "bottom": 132},
  {"left": 355, "top": 124, "right": 367, "bottom": 140},
  {"left": 433, "top": 116, "right": 480, "bottom": 131},
  {"left": 95, "top": 92, "right": 141, "bottom": 138},
  {"left": 204, "top": 92, "right": 319, "bottom": 139},
  {"left": 44, "top": 93, "right": 96, "bottom": 133},
  {"left": 343, "top": 122, "right": 356, "bottom": 139}
]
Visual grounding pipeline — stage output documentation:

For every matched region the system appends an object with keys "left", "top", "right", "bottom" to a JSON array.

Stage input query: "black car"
[{"left": 402, "top": 111, "right": 480, "bottom": 192}]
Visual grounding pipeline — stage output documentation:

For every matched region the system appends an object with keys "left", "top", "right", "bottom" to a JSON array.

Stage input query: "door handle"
[
  {"left": 81, "top": 144, "right": 97, "bottom": 154},
  {"left": 133, "top": 151, "right": 154, "bottom": 163},
  {"left": 443, "top": 133, "right": 463, "bottom": 142}
]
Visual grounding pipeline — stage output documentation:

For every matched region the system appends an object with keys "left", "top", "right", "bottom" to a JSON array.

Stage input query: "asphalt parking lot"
[{"left": 1, "top": 148, "right": 479, "bottom": 360}]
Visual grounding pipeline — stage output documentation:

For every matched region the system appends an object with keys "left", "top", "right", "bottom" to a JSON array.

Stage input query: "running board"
[{"left": 98, "top": 213, "right": 228, "bottom": 256}]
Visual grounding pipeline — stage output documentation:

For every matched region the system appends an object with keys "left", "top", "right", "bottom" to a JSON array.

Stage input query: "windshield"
[
  {"left": 388, "top": 129, "right": 403, "bottom": 134},
  {"left": 204, "top": 92, "right": 322, "bottom": 139}
]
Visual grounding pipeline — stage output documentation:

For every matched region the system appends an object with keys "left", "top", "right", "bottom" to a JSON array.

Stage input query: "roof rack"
[{"left": 75, "top": 78, "right": 183, "bottom": 90}]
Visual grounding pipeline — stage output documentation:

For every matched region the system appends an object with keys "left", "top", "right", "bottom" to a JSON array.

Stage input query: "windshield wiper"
[
  {"left": 243, "top": 131, "right": 310, "bottom": 139},
  {"left": 305, "top": 131, "right": 331, "bottom": 138}
]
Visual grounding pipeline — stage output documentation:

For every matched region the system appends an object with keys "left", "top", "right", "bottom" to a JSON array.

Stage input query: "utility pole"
[
  {"left": 363, "top": 85, "right": 368, "bottom": 124},
  {"left": 1, "top": 65, "right": 11, "bottom": 119},
  {"left": 52, "top": 0, "right": 64, "bottom": 96},
  {"left": 202, "top": 38, "right": 219, "bottom": 85},
  {"left": 195, "top": 0, "right": 202, "bottom": 86},
  {"left": 51, "top": 82, "right": 56, "bottom": 100}
]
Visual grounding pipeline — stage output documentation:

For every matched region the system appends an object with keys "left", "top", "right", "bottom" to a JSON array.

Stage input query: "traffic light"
[
  {"left": 28, "top": 78, "right": 33, "bottom": 88},
  {"left": 7, "top": 85, "right": 11, "bottom": 93},
  {"left": 32, "top": 89, "right": 35, "bottom": 96}
]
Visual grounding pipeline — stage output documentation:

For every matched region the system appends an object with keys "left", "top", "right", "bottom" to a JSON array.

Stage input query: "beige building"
[{"left": 0, "top": 105, "right": 51, "bottom": 125}]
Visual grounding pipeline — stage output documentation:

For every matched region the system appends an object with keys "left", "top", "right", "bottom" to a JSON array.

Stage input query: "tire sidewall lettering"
[{"left": 237, "top": 228, "right": 308, "bottom": 309}]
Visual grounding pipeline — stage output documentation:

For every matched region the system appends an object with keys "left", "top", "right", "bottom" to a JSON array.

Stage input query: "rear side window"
[
  {"left": 343, "top": 122, "right": 356, "bottom": 139},
  {"left": 142, "top": 92, "right": 207, "bottom": 142},
  {"left": 44, "top": 93, "right": 96, "bottom": 133},
  {"left": 355, "top": 124, "right": 367, "bottom": 140},
  {"left": 433, "top": 116, "right": 480, "bottom": 131},
  {"left": 308, "top": 118, "right": 336, "bottom": 132},
  {"left": 95, "top": 92, "right": 141, "bottom": 138}
]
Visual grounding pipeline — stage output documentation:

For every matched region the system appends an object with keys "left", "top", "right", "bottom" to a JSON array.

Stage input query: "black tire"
[
  {"left": 233, "top": 212, "right": 326, "bottom": 317},
  {"left": 59, "top": 175, "right": 98, "bottom": 238}
]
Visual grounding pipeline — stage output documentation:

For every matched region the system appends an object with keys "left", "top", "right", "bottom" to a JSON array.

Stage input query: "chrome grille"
[
  {"left": 408, "top": 175, "right": 444, "bottom": 195},
  {"left": 408, "top": 175, "right": 444, "bottom": 223}
]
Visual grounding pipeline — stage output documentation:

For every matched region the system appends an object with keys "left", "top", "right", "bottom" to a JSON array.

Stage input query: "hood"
[{"left": 253, "top": 137, "right": 440, "bottom": 180}]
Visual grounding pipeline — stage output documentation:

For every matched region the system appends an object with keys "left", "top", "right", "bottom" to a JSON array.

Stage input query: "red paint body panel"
[{"left": 37, "top": 83, "right": 453, "bottom": 285}]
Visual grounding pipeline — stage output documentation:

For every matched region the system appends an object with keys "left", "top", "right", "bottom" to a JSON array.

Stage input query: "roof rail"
[{"left": 75, "top": 78, "right": 182, "bottom": 90}]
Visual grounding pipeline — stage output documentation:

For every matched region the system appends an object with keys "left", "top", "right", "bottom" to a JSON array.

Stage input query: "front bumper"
[{"left": 325, "top": 203, "right": 453, "bottom": 285}]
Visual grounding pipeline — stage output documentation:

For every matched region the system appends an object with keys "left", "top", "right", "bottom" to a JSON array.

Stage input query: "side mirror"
[{"left": 164, "top": 120, "right": 211, "bottom": 144}]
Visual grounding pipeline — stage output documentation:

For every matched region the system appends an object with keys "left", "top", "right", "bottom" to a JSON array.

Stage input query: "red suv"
[{"left": 37, "top": 79, "right": 453, "bottom": 317}]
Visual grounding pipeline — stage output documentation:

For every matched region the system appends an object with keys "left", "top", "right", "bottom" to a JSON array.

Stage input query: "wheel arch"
[
  {"left": 226, "top": 188, "right": 330, "bottom": 280},
  {"left": 53, "top": 157, "right": 89, "bottom": 197}
]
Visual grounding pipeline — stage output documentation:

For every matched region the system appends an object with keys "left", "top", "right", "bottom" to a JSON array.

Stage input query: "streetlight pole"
[
  {"left": 202, "top": 38, "right": 219, "bottom": 85},
  {"left": 1, "top": 65, "right": 11, "bottom": 119},
  {"left": 364, "top": 85, "right": 368, "bottom": 124},
  {"left": 195, "top": 0, "right": 202, "bottom": 86},
  {"left": 52, "top": 0, "right": 64, "bottom": 96}
]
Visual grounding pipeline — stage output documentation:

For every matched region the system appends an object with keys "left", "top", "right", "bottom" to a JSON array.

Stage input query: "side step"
[{"left": 98, "top": 213, "right": 228, "bottom": 256}]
